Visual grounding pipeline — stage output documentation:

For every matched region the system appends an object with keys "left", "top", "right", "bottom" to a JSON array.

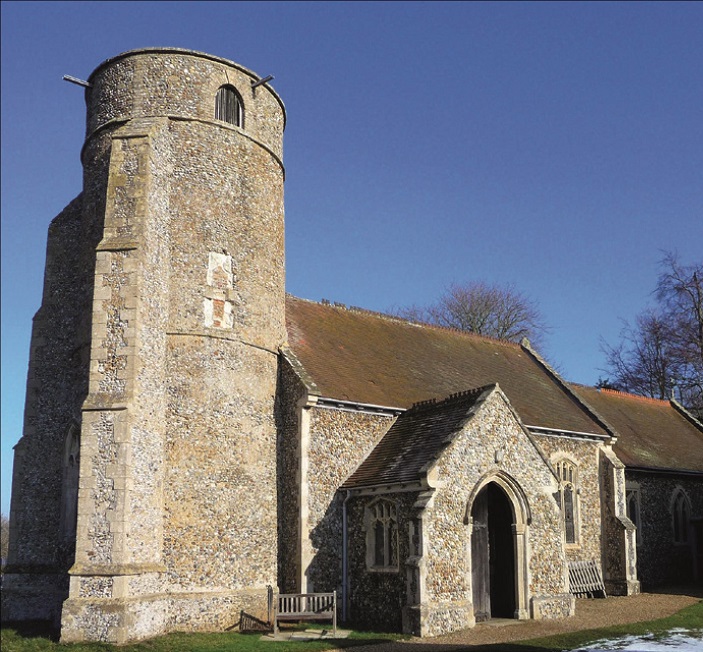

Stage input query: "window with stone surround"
[
  {"left": 215, "top": 85, "right": 243, "bottom": 127},
  {"left": 671, "top": 488, "right": 691, "bottom": 545},
  {"left": 626, "top": 482, "right": 641, "bottom": 546},
  {"left": 555, "top": 458, "right": 579, "bottom": 545},
  {"left": 60, "top": 422, "right": 80, "bottom": 542},
  {"left": 365, "top": 499, "right": 399, "bottom": 571}
]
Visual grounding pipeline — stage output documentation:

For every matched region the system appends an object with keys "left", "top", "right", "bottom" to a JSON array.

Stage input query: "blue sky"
[{"left": 2, "top": 1, "right": 702, "bottom": 515}]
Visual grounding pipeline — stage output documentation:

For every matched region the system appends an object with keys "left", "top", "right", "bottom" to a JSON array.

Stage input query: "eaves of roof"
[{"left": 285, "top": 295, "right": 608, "bottom": 438}]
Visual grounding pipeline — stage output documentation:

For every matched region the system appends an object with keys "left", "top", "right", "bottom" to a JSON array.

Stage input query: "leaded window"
[
  {"left": 672, "top": 489, "right": 690, "bottom": 544},
  {"left": 556, "top": 459, "right": 579, "bottom": 545},
  {"left": 626, "top": 485, "right": 641, "bottom": 545},
  {"left": 366, "top": 499, "right": 399, "bottom": 570}
]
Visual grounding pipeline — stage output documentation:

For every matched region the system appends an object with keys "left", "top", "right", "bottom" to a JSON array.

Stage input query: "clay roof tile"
[
  {"left": 285, "top": 296, "right": 607, "bottom": 436},
  {"left": 569, "top": 384, "right": 703, "bottom": 473}
]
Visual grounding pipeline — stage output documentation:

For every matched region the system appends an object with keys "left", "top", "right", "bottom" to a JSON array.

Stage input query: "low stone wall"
[
  {"left": 403, "top": 600, "right": 474, "bottom": 638},
  {"left": 531, "top": 593, "right": 575, "bottom": 619}
]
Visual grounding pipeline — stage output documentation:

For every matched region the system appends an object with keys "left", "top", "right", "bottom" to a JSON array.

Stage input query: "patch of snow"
[{"left": 572, "top": 628, "right": 703, "bottom": 651}]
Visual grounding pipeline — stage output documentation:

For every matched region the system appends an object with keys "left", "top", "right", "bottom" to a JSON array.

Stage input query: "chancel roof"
[
  {"left": 342, "top": 386, "right": 493, "bottom": 489},
  {"left": 285, "top": 296, "right": 607, "bottom": 437},
  {"left": 569, "top": 385, "right": 703, "bottom": 473}
]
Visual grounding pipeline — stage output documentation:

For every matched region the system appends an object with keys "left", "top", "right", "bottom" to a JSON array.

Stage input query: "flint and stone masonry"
[
  {"left": 3, "top": 49, "right": 285, "bottom": 644},
  {"left": 6, "top": 47, "right": 672, "bottom": 645}
]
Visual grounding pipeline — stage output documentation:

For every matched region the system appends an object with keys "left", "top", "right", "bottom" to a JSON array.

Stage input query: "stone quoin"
[{"left": 3, "top": 48, "right": 702, "bottom": 644}]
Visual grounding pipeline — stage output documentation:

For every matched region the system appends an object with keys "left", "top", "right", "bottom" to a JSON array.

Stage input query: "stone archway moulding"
[
  {"left": 464, "top": 470, "right": 531, "bottom": 620},
  {"left": 464, "top": 470, "right": 532, "bottom": 526}
]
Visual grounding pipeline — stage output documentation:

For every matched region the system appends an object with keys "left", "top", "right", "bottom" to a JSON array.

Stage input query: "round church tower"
[
  {"left": 60, "top": 49, "right": 286, "bottom": 643},
  {"left": 83, "top": 47, "right": 285, "bottom": 346}
]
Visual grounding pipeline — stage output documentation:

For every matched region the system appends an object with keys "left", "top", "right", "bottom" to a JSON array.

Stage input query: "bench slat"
[
  {"left": 568, "top": 560, "right": 606, "bottom": 598},
  {"left": 274, "top": 592, "right": 337, "bottom": 637}
]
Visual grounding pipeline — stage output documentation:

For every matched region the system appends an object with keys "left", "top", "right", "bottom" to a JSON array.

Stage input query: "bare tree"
[
  {"left": 394, "top": 281, "right": 548, "bottom": 343},
  {"left": 602, "top": 253, "right": 703, "bottom": 413},
  {"left": 656, "top": 253, "right": 703, "bottom": 409},
  {"left": 1, "top": 513, "right": 8, "bottom": 567},
  {"left": 603, "top": 310, "right": 676, "bottom": 400}
]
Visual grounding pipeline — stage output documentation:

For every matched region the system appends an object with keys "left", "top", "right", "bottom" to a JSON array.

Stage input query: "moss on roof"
[
  {"left": 286, "top": 296, "right": 607, "bottom": 436},
  {"left": 570, "top": 385, "right": 703, "bottom": 473}
]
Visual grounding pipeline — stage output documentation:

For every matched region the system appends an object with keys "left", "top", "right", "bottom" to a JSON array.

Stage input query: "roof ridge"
[
  {"left": 410, "top": 385, "right": 494, "bottom": 412},
  {"left": 286, "top": 294, "right": 521, "bottom": 348},
  {"left": 568, "top": 381, "right": 590, "bottom": 389},
  {"left": 599, "top": 388, "right": 669, "bottom": 404}
]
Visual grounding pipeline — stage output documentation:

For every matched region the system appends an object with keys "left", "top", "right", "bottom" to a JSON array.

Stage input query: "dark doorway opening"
[{"left": 471, "top": 483, "right": 516, "bottom": 621}]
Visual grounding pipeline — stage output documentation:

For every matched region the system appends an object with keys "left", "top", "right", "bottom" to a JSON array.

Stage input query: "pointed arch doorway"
[{"left": 469, "top": 477, "right": 529, "bottom": 622}]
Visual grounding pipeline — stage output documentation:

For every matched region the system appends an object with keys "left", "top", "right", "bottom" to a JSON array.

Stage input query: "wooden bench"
[
  {"left": 274, "top": 591, "right": 337, "bottom": 637},
  {"left": 568, "top": 560, "right": 607, "bottom": 598}
]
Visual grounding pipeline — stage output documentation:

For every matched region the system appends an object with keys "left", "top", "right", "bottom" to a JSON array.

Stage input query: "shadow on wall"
[
  {"left": 320, "top": 494, "right": 410, "bottom": 633},
  {"left": 307, "top": 493, "right": 345, "bottom": 597}
]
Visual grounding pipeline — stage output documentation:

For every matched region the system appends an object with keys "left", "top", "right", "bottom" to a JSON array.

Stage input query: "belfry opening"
[{"left": 471, "top": 482, "right": 517, "bottom": 621}]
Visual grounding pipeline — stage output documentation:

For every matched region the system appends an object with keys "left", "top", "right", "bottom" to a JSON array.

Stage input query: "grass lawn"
[
  {"left": 504, "top": 599, "right": 703, "bottom": 652},
  {"left": 0, "top": 621, "right": 401, "bottom": 652},
  {"left": 1, "top": 600, "right": 701, "bottom": 652}
]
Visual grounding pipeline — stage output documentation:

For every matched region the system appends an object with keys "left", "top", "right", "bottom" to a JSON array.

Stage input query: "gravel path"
[{"left": 332, "top": 588, "right": 702, "bottom": 651}]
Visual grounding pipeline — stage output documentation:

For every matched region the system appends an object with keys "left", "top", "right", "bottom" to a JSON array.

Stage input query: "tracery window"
[
  {"left": 626, "top": 484, "right": 641, "bottom": 545},
  {"left": 365, "top": 499, "right": 399, "bottom": 570},
  {"left": 555, "top": 459, "right": 579, "bottom": 545},
  {"left": 671, "top": 488, "right": 691, "bottom": 545},
  {"left": 215, "top": 85, "right": 243, "bottom": 127}
]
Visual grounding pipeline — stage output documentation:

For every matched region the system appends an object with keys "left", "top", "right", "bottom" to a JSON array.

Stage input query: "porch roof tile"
[{"left": 341, "top": 386, "right": 491, "bottom": 489}]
